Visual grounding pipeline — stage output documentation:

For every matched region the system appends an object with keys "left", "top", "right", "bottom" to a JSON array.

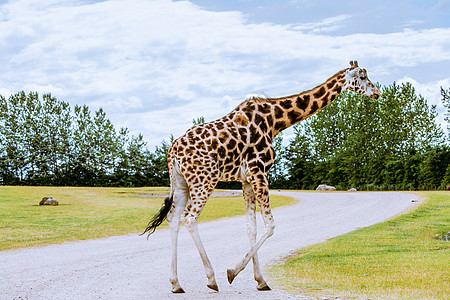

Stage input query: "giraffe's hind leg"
[
  {"left": 242, "top": 182, "right": 271, "bottom": 291},
  {"left": 167, "top": 166, "right": 189, "bottom": 293},
  {"left": 182, "top": 182, "right": 219, "bottom": 292}
]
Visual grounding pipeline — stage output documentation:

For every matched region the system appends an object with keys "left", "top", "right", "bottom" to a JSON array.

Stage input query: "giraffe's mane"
[
  {"left": 245, "top": 93, "right": 268, "bottom": 100},
  {"left": 264, "top": 69, "right": 348, "bottom": 102}
]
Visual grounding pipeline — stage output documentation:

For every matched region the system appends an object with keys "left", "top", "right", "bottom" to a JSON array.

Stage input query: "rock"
[
  {"left": 348, "top": 188, "right": 357, "bottom": 191},
  {"left": 316, "top": 184, "right": 336, "bottom": 191},
  {"left": 39, "top": 197, "right": 59, "bottom": 206}
]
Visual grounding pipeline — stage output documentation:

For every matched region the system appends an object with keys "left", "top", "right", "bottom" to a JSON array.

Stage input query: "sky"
[{"left": 1, "top": 0, "right": 449, "bottom": 149}]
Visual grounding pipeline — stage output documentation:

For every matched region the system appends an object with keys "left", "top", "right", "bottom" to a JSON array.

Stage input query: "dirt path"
[{"left": 0, "top": 192, "right": 418, "bottom": 299}]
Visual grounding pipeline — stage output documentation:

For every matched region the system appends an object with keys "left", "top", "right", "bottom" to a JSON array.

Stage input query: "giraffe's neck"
[
  {"left": 267, "top": 69, "right": 347, "bottom": 136},
  {"left": 230, "top": 69, "right": 348, "bottom": 142}
]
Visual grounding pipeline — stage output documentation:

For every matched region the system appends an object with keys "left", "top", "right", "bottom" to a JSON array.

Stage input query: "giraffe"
[{"left": 143, "top": 61, "right": 381, "bottom": 293}]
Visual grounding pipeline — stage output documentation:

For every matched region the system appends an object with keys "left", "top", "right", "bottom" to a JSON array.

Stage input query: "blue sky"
[{"left": 1, "top": 0, "right": 449, "bottom": 148}]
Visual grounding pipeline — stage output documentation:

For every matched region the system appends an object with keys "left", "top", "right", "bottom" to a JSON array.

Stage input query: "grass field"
[
  {"left": 269, "top": 191, "right": 449, "bottom": 300},
  {"left": 0, "top": 186, "right": 296, "bottom": 251}
]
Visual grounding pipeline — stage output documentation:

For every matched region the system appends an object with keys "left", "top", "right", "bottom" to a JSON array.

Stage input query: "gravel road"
[{"left": 0, "top": 191, "right": 418, "bottom": 300}]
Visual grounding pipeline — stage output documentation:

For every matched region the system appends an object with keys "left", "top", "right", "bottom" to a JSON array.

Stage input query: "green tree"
[
  {"left": 283, "top": 121, "right": 316, "bottom": 189},
  {"left": 71, "top": 104, "right": 96, "bottom": 185},
  {"left": 285, "top": 82, "right": 445, "bottom": 190},
  {"left": 419, "top": 146, "right": 450, "bottom": 189},
  {"left": 441, "top": 87, "right": 450, "bottom": 142},
  {"left": 0, "top": 92, "right": 75, "bottom": 185},
  {"left": 0, "top": 91, "right": 168, "bottom": 187},
  {"left": 442, "top": 164, "right": 450, "bottom": 188},
  {"left": 0, "top": 93, "right": 26, "bottom": 183},
  {"left": 268, "top": 132, "right": 286, "bottom": 187},
  {"left": 36, "top": 94, "right": 72, "bottom": 185},
  {"left": 91, "top": 108, "right": 123, "bottom": 183},
  {"left": 126, "top": 134, "right": 152, "bottom": 186},
  {"left": 193, "top": 116, "right": 206, "bottom": 126},
  {"left": 379, "top": 83, "right": 443, "bottom": 155},
  {"left": 149, "top": 136, "right": 174, "bottom": 186}
]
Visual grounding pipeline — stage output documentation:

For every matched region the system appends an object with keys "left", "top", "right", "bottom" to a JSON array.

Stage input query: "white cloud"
[
  {"left": 292, "top": 14, "right": 351, "bottom": 33},
  {"left": 0, "top": 0, "right": 449, "bottom": 147},
  {"left": 403, "top": 19, "right": 425, "bottom": 28},
  {"left": 22, "top": 83, "right": 65, "bottom": 97},
  {"left": 0, "top": 88, "right": 12, "bottom": 98},
  {"left": 91, "top": 96, "right": 144, "bottom": 113},
  {"left": 397, "top": 77, "right": 450, "bottom": 104}
]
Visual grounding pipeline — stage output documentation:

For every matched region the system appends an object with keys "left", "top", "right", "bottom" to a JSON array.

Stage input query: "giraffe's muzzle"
[{"left": 370, "top": 86, "right": 381, "bottom": 99}]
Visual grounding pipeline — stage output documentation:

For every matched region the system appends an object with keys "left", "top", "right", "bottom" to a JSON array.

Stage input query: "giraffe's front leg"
[
  {"left": 227, "top": 175, "right": 275, "bottom": 286},
  {"left": 184, "top": 218, "right": 218, "bottom": 291},
  {"left": 183, "top": 213, "right": 219, "bottom": 292},
  {"left": 242, "top": 182, "right": 271, "bottom": 291}
]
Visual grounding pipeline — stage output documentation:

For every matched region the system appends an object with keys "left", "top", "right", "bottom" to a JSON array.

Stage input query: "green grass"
[
  {"left": 0, "top": 186, "right": 296, "bottom": 251},
  {"left": 269, "top": 191, "right": 449, "bottom": 300}
]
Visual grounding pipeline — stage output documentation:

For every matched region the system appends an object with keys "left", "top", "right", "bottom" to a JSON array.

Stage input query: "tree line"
[
  {"left": 270, "top": 83, "right": 449, "bottom": 191},
  {"left": 1, "top": 83, "right": 449, "bottom": 190},
  {"left": 0, "top": 92, "right": 169, "bottom": 186}
]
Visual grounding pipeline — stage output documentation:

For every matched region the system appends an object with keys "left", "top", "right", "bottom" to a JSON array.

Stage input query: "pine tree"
[{"left": 441, "top": 87, "right": 450, "bottom": 142}]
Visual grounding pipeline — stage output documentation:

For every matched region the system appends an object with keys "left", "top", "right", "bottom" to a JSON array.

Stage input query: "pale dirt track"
[{"left": 0, "top": 191, "right": 418, "bottom": 300}]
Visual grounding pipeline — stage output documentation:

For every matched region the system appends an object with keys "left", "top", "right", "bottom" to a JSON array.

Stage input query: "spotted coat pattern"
[
  {"left": 168, "top": 69, "right": 349, "bottom": 221},
  {"left": 162, "top": 61, "right": 381, "bottom": 293}
]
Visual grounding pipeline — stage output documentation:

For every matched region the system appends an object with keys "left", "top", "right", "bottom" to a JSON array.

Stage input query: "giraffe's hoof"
[
  {"left": 207, "top": 283, "right": 219, "bottom": 292},
  {"left": 257, "top": 283, "right": 271, "bottom": 291},
  {"left": 171, "top": 287, "right": 185, "bottom": 293},
  {"left": 227, "top": 269, "right": 235, "bottom": 284}
]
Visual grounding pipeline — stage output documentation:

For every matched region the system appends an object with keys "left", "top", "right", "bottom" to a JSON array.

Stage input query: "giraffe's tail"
[{"left": 141, "top": 195, "right": 173, "bottom": 238}]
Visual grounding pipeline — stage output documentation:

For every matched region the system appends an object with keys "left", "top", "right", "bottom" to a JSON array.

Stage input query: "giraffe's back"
[{"left": 169, "top": 99, "right": 276, "bottom": 186}]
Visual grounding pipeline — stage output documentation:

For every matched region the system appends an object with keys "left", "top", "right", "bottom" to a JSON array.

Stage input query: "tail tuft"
[{"left": 141, "top": 196, "right": 173, "bottom": 238}]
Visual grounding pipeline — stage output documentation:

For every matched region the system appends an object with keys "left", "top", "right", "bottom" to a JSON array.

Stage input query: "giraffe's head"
[{"left": 343, "top": 61, "right": 381, "bottom": 99}]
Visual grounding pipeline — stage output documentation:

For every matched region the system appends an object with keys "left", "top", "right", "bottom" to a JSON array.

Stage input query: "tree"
[
  {"left": 0, "top": 93, "right": 26, "bottom": 184},
  {"left": 268, "top": 132, "right": 286, "bottom": 187},
  {"left": 149, "top": 136, "right": 174, "bottom": 186},
  {"left": 0, "top": 91, "right": 158, "bottom": 187},
  {"left": 441, "top": 87, "right": 450, "bottom": 142},
  {"left": 112, "top": 131, "right": 153, "bottom": 187},
  {"left": 36, "top": 94, "right": 72, "bottom": 185},
  {"left": 283, "top": 121, "right": 315, "bottom": 189},
  {"left": 71, "top": 104, "right": 97, "bottom": 185},
  {"left": 91, "top": 108, "right": 123, "bottom": 183},
  {"left": 419, "top": 146, "right": 450, "bottom": 189},
  {"left": 284, "top": 82, "right": 446, "bottom": 190},
  {"left": 379, "top": 83, "right": 443, "bottom": 155},
  {"left": 126, "top": 134, "right": 152, "bottom": 186},
  {"left": 2, "top": 85, "right": 446, "bottom": 190},
  {"left": 193, "top": 116, "right": 206, "bottom": 126}
]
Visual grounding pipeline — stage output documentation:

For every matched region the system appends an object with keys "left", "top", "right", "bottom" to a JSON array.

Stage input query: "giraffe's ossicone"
[{"left": 143, "top": 61, "right": 380, "bottom": 293}]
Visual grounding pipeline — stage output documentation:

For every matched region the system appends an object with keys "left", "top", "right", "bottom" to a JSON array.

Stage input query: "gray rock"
[
  {"left": 316, "top": 184, "right": 336, "bottom": 191},
  {"left": 39, "top": 197, "right": 59, "bottom": 206}
]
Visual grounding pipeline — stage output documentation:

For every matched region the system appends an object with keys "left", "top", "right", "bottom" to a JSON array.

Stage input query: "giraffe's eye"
[{"left": 360, "top": 76, "right": 367, "bottom": 80}]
